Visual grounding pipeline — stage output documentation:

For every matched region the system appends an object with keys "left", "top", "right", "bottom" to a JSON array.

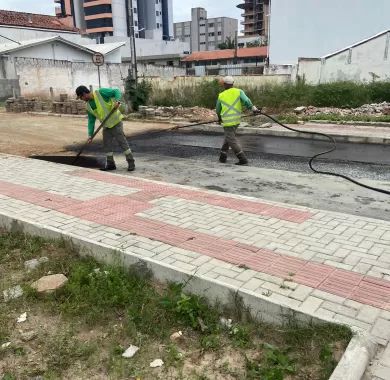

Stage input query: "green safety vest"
[
  {"left": 86, "top": 90, "right": 123, "bottom": 129},
  {"left": 218, "top": 88, "right": 242, "bottom": 127}
]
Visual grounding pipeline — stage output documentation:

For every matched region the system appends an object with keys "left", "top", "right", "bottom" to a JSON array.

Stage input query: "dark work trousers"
[
  {"left": 221, "top": 125, "right": 243, "bottom": 155},
  {"left": 102, "top": 122, "right": 132, "bottom": 156}
]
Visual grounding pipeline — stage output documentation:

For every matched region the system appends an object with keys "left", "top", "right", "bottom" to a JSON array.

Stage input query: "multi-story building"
[
  {"left": 174, "top": 8, "right": 238, "bottom": 52},
  {"left": 236, "top": 0, "right": 270, "bottom": 38},
  {"left": 54, "top": 0, "right": 173, "bottom": 40}
]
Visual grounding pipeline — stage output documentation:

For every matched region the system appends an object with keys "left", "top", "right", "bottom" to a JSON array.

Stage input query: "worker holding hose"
[
  {"left": 75, "top": 85, "right": 135, "bottom": 172},
  {"left": 216, "top": 76, "right": 260, "bottom": 165}
]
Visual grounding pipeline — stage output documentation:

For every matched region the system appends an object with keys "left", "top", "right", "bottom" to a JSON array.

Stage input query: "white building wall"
[
  {"left": 104, "top": 36, "right": 190, "bottom": 58},
  {"left": 2, "top": 57, "right": 186, "bottom": 97},
  {"left": 8, "top": 43, "right": 93, "bottom": 62},
  {"left": 0, "top": 25, "right": 87, "bottom": 44},
  {"left": 270, "top": 0, "right": 390, "bottom": 64},
  {"left": 296, "top": 59, "right": 321, "bottom": 83},
  {"left": 111, "top": 0, "right": 129, "bottom": 37},
  {"left": 298, "top": 32, "right": 390, "bottom": 83}
]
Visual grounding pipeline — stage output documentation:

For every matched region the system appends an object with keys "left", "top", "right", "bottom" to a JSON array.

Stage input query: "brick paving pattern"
[{"left": 0, "top": 154, "right": 389, "bottom": 378}]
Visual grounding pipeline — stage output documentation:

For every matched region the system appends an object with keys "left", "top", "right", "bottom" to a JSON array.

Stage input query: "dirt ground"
[{"left": 0, "top": 109, "right": 171, "bottom": 157}]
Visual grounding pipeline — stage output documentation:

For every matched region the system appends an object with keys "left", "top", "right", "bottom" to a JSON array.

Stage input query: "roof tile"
[
  {"left": 0, "top": 9, "right": 78, "bottom": 32},
  {"left": 182, "top": 46, "right": 267, "bottom": 62}
]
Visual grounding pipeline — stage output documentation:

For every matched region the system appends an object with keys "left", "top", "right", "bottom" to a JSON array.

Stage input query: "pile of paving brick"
[
  {"left": 52, "top": 94, "right": 85, "bottom": 115},
  {"left": 5, "top": 97, "right": 52, "bottom": 113},
  {"left": 138, "top": 105, "right": 215, "bottom": 122},
  {"left": 295, "top": 102, "right": 390, "bottom": 116},
  {"left": 5, "top": 94, "right": 85, "bottom": 115}
]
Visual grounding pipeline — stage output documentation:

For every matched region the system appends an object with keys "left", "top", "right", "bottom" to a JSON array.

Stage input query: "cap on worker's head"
[
  {"left": 75, "top": 85, "right": 90, "bottom": 99},
  {"left": 223, "top": 76, "right": 235, "bottom": 85}
]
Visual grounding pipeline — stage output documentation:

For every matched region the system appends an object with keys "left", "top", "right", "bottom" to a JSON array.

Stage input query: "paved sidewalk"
[{"left": 0, "top": 154, "right": 389, "bottom": 378}]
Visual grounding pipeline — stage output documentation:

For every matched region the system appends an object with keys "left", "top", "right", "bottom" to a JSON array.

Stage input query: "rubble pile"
[
  {"left": 5, "top": 97, "right": 52, "bottom": 113},
  {"left": 294, "top": 102, "right": 390, "bottom": 116},
  {"left": 138, "top": 105, "right": 215, "bottom": 122}
]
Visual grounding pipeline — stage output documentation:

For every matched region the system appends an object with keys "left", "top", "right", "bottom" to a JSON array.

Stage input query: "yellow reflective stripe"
[{"left": 220, "top": 97, "right": 241, "bottom": 117}]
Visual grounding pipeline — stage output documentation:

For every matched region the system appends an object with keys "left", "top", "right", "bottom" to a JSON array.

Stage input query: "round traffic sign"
[{"left": 92, "top": 52, "right": 105, "bottom": 66}]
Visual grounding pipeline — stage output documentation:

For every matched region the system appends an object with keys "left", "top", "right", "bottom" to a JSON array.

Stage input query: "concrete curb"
[
  {"left": 330, "top": 328, "right": 377, "bottom": 380},
  {"left": 190, "top": 124, "right": 390, "bottom": 145},
  {"left": 309, "top": 119, "right": 390, "bottom": 128},
  {"left": 0, "top": 211, "right": 378, "bottom": 379}
]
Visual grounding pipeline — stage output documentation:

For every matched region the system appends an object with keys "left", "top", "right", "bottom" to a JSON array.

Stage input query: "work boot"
[
  {"left": 100, "top": 156, "right": 116, "bottom": 171},
  {"left": 126, "top": 154, "right": 135, "bottom": 172},
  {"left": 235, "top": 152, "right": 248, "bottom": 166},
  {"left": 219, "top": 152, "right": 227, "bottom": 163}
]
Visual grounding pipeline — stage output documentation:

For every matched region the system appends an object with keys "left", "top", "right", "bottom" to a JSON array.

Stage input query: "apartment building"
[
  {"left": 174, "top": 8, "right": 238, "bottom": 52},
  {"left": 54, "top": 0, "right": 173, "bottom": 40},
  {"left": 237, "top": 0, "right": 270, "bottom": 38}
]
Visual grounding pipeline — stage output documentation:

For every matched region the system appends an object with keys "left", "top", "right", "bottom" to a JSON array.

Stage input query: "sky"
[{"left": 0, "top": 0, "right": 242, "bottom": 22}]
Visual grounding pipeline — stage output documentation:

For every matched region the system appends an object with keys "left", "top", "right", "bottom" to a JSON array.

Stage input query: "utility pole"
[{"left": 128, "top": 0, "right": 138, "bottom": 85}]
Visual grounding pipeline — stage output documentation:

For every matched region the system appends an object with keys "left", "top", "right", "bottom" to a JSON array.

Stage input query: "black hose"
[{"left": 260, "top": 112, "right": 390, "bottom": 196}]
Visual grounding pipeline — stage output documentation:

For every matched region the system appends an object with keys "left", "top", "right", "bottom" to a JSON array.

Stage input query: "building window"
[
  {"left": 200, "top": 42, "right": 206, "bottom": 45},
  {"left": 217, "top": 31, "right": 222, "bottom": 36},
  {"left": 134, "top": 20, "right": 138, "bottom": 26},
  {"left": 157, "top": 23, "right": 160, "bottom": 28},
  {"left": 208, "top": 23, "right": 214, "bottom": 27},
  {"left": 200, "top": 23, "right": 205, "bottom": 27},
  {"left": 135, "top": 33, "right": 139, "bottom": 38},
  {"left": 200, "top": 33, "right": 205, "bottom": 36},
  {"left": 208, "top": 32, "right": 214, "bottom": 37},
  {"left": 134, "top": 8, "right": 137, "bottom": 13},
  {"left": 156, "top": 11, "right": 159, "bottom": 16}
]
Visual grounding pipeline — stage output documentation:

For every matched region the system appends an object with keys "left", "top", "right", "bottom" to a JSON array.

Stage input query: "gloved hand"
[{"left": 252, "top": 106, "right": 261, "bottom": 115}]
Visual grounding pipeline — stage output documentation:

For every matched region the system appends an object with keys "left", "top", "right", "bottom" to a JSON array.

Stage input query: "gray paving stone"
[
  {"left": 298, "top": 296, "right": 323, "bottom": 314},
  {"left": 289, "top": 285, "right": 313, "bottom": 301},
  {"left": 371, "top": 319, "right": 390, "bottom": 341}
]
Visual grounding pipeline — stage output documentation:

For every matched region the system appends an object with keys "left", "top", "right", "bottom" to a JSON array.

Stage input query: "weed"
[
  {"left": 2, "top": 373, "right": 16, "bottom": 380},
  {"left": 161, "top": 283, "right": 219, "bottom": 331},
  {"left": 230, "top": 324, "right": 251, "bottom": 348},
  {"left": 150, "top": 80, "right": 390, "bottom": 113},
  {"left": 45, "top": 330, "right": 96, "bottom": 375},
  {"left": 319, "top": 343, "right": 337, "bottom": 379},
  {"left": 262, "top": 290, "right": 272, "bottom": 297},
  {"left": 200, "top": 334, "right": 221, "bottom": 351},
  {"left": 165, "top": 343, "right": 184, "bottom": 365},
  {"left": 246, "top": 343, "right": 296, "bottom": 380},
  {"left": 125, "top": 78, "right": 152, "bottom": 111}
]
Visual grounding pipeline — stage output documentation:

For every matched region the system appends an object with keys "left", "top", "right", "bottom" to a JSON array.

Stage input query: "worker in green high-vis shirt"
[{"left": 76, "top": 85, "right": 135, "bottom": 171}]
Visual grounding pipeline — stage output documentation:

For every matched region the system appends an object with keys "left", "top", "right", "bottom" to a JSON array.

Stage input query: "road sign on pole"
[
  {"left": 92, "top": 52, "right": 104, "bottom": 88},
  {"left": 92, "top": 52, "right": 105, "bottom": 66}
]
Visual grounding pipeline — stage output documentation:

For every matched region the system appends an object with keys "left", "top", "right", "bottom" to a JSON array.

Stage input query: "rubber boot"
[
  {"left": 219, "top": 152, "right": 227, "bottom": 163},
  {"left": 235, "top": 152, "right": 248, "bottom": 166},
  {"left": 100, "top": 156, "right": 116, "bottom": 171},
  {"left": 126, "top": 154, "right": 135, "bottom": 172}
]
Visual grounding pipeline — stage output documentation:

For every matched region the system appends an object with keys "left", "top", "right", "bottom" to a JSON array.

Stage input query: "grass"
[
  {"left": 150, "top": 80, "right": 390, "bottom": 113},
  {"left": 0, "top": 230, "right": 352, "bottom": 379},
  {"left": 277, "top": 112, "right": 390, "bottom": 125}
]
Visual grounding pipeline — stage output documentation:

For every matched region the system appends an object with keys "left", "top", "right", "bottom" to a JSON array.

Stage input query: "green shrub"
[
  {"left": 150, "top": 80, "right": 390, "bottom": 112},
  {"left": 125, "top": 77, "right": 152, "bottom": 111}
]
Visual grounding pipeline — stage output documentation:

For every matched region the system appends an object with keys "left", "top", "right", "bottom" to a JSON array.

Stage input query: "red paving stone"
[
  {"left": 70, "top": 170, "right": 313, "bottom": 223},
  {"left": 0, "top": 178, "right": 389, "bottom": 311}
]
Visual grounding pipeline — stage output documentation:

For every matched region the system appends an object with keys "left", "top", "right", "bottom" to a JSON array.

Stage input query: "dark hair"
[{"left": 75, "top": 85, "right": 90, "bottom": 98}]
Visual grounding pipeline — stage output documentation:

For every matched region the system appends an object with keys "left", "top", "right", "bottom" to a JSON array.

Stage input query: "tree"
[{"left": 218, "top": 36, "right": 236, "bottom": 50}]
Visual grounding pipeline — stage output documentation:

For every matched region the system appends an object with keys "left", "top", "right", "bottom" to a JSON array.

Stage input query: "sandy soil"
[{"left": 0, "top": 110, "right": 171, "bottom": 156}]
